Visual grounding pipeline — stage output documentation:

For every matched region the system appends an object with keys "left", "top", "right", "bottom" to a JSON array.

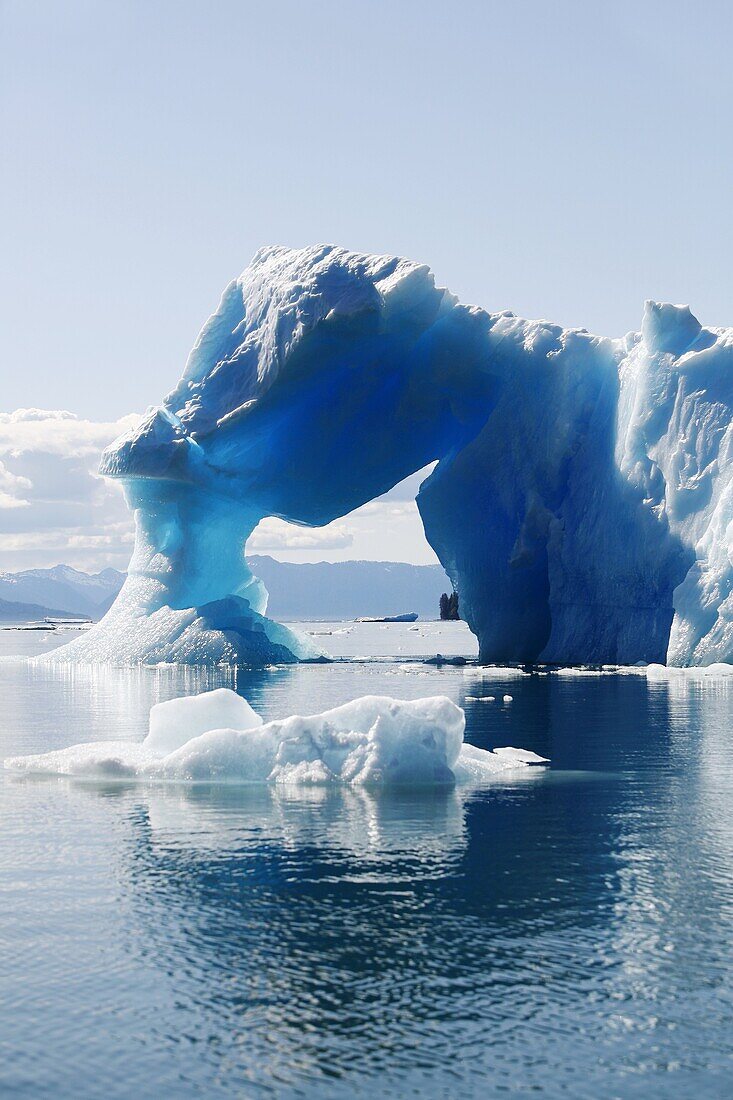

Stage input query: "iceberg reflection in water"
[{"left": 2, "top": 636, "right": 733, "bottom": 1097}]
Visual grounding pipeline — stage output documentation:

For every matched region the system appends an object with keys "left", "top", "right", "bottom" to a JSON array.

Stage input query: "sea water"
[{"left": 1, "top": 622, "right": 733, "bottom": 1098}]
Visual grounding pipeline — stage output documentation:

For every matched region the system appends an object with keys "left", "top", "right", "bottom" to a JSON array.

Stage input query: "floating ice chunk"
[
  {"left": 5, "top": 693, "right": 548, "bottom": 787},
  {"left": 452, "top": 743, "right": 544, "bottom": 782},
  {"left": 12, "top": 696, "right": 466, "bottom": 787},
  {"left": 552, "top": 667, "right": 616, "bottom": 677},
  {"left": 492, "top": 746, "right": 549, "bottom": 764},
  {"left": 466, "top": 667, "right": 530, "bottom": 678},
  {"left": 146, "top": 688, "right": 262, "bottom": 755},
  {"left": 551, "top": 665, "right": 648, "bottom": 677},
  {"left": 503, "top": 695, "right": 513, "bottom": 703},
  {"left": 646, "top": 662, "right": 733, "bottom": 680}
]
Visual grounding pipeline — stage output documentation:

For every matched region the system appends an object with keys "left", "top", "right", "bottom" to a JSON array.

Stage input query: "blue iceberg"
[{"left": 45, "top": 245, "right": 733, "bottom": 667}]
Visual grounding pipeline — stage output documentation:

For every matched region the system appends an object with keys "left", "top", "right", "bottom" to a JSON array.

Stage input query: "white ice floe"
[
  {"left": 4, "top": 689, "right": 548, "bottom": 787},
  {"left": 492, "top": 747, "right": 548, "bottom": 764},
  {"left": 549, "top": 663, "right": 733, "bottom": 680},
  {"left": 645, "top": 662, "right": 733, "bottom": 680},
  {"left": 463, "top": 666, "right": 530, "bottom": 678},
  {"left": 551, "top": 666, "right": 625, "bottom": 677},
  {"left": 453, "top": 744, "right": 547, "bottom": 781}
]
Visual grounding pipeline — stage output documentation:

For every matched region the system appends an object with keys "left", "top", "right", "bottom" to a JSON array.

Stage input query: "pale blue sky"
[{"left": 3, "top": 0, "right": 732, "bottom": 419}]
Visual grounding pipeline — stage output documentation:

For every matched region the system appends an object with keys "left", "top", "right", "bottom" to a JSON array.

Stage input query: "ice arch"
[{"left": 45, "top": 246, "right": 733, "bottom": 666}]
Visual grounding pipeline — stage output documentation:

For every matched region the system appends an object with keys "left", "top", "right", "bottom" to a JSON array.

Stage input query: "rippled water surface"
[{"left": 1, "top": 624, "right": 733, "bottom": 1098}]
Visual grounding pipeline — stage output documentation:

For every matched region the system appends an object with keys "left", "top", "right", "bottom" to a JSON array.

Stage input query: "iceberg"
[
  {"left": 42, "top": 245, "right": 733, "bottom": 667},
  {"left": 4, "top": 689, "right": 548, "bottom": 786}
]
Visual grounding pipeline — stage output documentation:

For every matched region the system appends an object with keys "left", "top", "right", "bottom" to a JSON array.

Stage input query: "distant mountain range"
[
  {"left": 0, "top": 557, "right": 453, "bottom": 622},
  {"left": 246, "top": 557, "right": 451, "bottom": 620},
  {"left": 0, "top": 565, "right": 126, "bottom": 620},
  {"left": 0, "top": 597, "right": 90, "bottom": 623}
]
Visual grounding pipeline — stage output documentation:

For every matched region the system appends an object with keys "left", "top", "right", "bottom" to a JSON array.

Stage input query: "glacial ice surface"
[
  {"left": 4, "top": 690, "right": 548, "bottom": 786},
  {"left": 44, "top": 245, "right": 733, "bottom": 667}
]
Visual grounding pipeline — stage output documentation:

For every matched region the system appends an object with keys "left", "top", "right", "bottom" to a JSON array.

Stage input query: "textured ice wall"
[
  {"left": 617, "top": 304, "right": 733, "bottom": 665},
  {"left": 420, "top": 311, "right": 680, "bottom": 663},
  {"left": 422, "top": 299, "right": 733, "bottom": 664},
  {"left": 45, "top": 245, "right": 733, "bottom": 666}
]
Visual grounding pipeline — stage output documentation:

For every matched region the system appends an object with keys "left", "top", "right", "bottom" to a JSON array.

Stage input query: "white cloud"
[
  {"left": 0, "top": 408, "right": 139, "bottom": 458},
  {"left": 249, "top": 517, "right": 354, "bottom": 551},
  {"left": 0, "top": 493, "right": 30, "bottom": 509},
  {"left": 246, "top": 464, "right": 441, "bottom": 564},
  {"left": 0, "top": 409, "right": 77, "bottom": 423},
  {"left": 0, "top": 459, "right": 33, "bottom": 509},
  {"left": 0, "top": 409, "right": 139, "bottom": 571},
  {"left": 358, "top": 500, "right": 417, "bottom": 518},
  {"left": 249, "top": 494, "right": 437, "bottom": 566}
]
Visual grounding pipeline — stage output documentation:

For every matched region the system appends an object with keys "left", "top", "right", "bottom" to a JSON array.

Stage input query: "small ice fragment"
[
  {"left": 503, "top": 694, "right": 513, "bottom": 703},
  {"left": 493, "top": 747, "right": 548, "bottom": 764}
]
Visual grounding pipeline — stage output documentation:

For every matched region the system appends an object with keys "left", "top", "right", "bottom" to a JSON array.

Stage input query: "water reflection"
[
  {"left": 112, "top": 779, "right": 552, "bottom": 1092},
  {"left": 3, "top": 650, "right": 733, "bottom": 1096},
  {"left": 128, "top": 783, "right": 471, "bottom": 866}
]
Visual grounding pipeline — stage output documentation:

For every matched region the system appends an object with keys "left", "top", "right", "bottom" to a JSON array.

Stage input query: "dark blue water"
[{"left": 1, "top": 637, "right": 733, "bottom": 1097}]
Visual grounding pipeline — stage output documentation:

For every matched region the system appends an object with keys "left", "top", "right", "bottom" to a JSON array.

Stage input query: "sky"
[{"left": 1, "top": 0, "right": 732, "bottom": 571}]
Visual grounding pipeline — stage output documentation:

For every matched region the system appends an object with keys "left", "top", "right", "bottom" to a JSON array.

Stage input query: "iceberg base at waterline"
[
  {"left": 4, "top": 689, "right": 548, "bottom": 787},
  {"left": 30, "top": 484, "right": 326, "bottom": 668},
  {"left": 31, "top": 593, "right": 322, "bottom": 667}
]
